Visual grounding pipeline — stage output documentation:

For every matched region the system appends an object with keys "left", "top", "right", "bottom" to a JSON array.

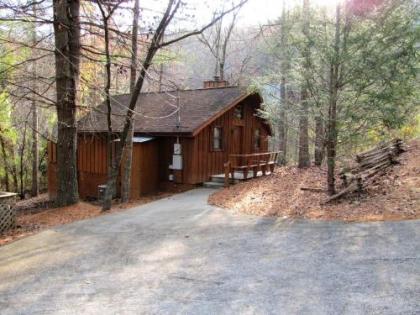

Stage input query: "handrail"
[
  {"left": 224, "top": 151, "right": 282, "bottom": 187},
  {"left": 229, "top": 151, "right": 281, "bottom": 158},
  {"left": 228, "top": 151, "right": 281, "bottom": 167}
]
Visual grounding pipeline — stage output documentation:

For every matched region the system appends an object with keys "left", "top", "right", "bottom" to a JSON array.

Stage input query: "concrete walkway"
[{"left": 0, "top": 188, "right": 419, "bottom": 315}]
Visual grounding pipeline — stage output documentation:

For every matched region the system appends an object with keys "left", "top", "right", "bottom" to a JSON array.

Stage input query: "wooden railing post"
[
  {"left": 243, "top": 155, "right": 249, "bottom": 179},
  {"left": 224, "top": 161, "right": 231, "bottom": 187}
]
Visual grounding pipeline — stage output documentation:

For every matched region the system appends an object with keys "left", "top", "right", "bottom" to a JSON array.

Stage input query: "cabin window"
[
  {"left": 212, "top": 126, "right": 223, "bottom": 150},
  {"left": 234, "top": 104, "right": 244, "bottom": 119},
  {"left": 254, "top": 128, "right": 261, "bottom": 150}
]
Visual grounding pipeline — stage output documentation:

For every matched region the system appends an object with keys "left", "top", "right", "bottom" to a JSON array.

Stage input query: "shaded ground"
[
  {"left": 209, "top": 139, "right": 419, "bottom": 222},
  {"left": 0, "top": 188, "right": 419, "bottom": 314},
  {"left": 0, "top": 183, "right": 194, "bottom": 246}
]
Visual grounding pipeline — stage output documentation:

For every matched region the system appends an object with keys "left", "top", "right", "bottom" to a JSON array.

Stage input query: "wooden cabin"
[{"left": 48, "top": 80, "right": 272, "bottom": 199}]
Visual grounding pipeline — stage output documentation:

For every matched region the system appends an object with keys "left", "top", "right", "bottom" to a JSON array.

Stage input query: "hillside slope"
[{"left": 209, "top": 140, "right": 419, "bottom": 222}]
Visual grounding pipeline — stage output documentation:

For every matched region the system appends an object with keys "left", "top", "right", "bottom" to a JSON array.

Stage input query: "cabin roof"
[
  {"left": 113, "top": 136, "right": 155, "bottom": 143},
  {"left": 77, "top": 86, "right": 266, "bottom": 136}
]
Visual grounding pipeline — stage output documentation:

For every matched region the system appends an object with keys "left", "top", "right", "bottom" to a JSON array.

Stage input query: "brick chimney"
[{"left": 203, "top": 76, "right": 229, "bottom": 89}]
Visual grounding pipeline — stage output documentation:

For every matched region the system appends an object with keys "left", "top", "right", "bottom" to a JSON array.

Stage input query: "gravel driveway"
[{"left": 0, "top": 188, "right": 419, "bottom": 314}]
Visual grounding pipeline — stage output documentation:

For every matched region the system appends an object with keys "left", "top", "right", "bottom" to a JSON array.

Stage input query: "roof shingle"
[{"left": 78, "top": 86, "right": 249, "bottom": 135}]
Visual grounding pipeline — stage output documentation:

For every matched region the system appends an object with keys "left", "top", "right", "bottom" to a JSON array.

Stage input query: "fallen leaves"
[{"left": 209, "top": 139, "right": 419, "bottom": 222}]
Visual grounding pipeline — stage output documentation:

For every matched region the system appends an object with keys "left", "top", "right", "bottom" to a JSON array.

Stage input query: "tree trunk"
[
  {"left": 0, "top": 136, "right": 10, "bottom": 191},
  {"left": 326, "top": 97, "right": 337, "bottom": 195},
  {"left": 219, "top": 62, "right": 225, "bottom": 81},
  {"left": 158, "top": 63, "right": 164, "bottom": 92},
  {"left": 121, "top": 0, "right": 139, "bottom": 203},
  {"left": 31, "top": 3, "right": 39, "bottom": 197},
  {"left": 314, "top": 115, "right": 324, "bottom": 166},
  {"left": 298, "top": 94, "right": 310, "bottom": 167},
  {"left": 278, "top": 77, "right": 287, "bottom": 164},
  {"left": 298, "top": 0, "right": 310, "bottom": 168},
  {"left": 278, "top": 1, "right": 288, "bottom": 165},
  {"left": 31, "top": 101, "right": 39, "bottom": 196},
  {"left": 20, "top": 123, "right": 27, "bottom": 199},
  {"left": 103, "top": 42, "right": 160, "bottom": 211},
  {"left": 326, "top": 4, "right": 341, "bottom": 195},
  {"left": 219, "top": 10, "right": 237, "bottom": 82},
  {"left": 101, "top": 13, "right": 115, "bottom": 206},
  {"left": 53, "top": 0, "right": 80, "bottom": 206},
  {"left": 11, "top": 147, "right": 18, "bottom": 192}
]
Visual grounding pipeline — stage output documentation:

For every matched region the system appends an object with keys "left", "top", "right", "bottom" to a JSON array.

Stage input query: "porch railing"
[{"left": 223, "top": 151, "right": 281, "bottom": 187}]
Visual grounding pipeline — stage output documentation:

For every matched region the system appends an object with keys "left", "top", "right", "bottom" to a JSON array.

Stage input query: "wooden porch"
[{"left": 223, "top": 151, "right": 281, "bottom": 187}]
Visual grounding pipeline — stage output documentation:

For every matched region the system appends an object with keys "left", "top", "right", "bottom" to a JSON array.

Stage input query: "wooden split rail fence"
[
  {"left": 324, "top": 139, "right": 405, "bottom": 203},
  {"left": 224, "top": 151, "right": 281, "bottom": 187}
]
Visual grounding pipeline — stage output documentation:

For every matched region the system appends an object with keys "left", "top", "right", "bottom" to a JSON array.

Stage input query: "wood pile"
[{"left": 324, "top": 139, "right": 405, "bottom": 203}]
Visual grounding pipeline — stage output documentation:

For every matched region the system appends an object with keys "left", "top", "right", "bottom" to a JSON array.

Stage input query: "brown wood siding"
[
  {"left": 157, "top": 137, "right": 176, "bottom": 182},
  {"left": 48, "top": 134, "right": 160, "bottom": 200},
  {"left": 129, "top": 141, "right": 160, "bottom": 198},
  {"left": 77, "top": 135, "right": 108, "bottom": 199},
  {"left": 182, "top": 97, "right": 270, "bottom": 184}
]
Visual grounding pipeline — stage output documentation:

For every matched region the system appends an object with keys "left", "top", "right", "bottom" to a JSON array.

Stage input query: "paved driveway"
[{"left": 0, "top": 188, "right": 419, "bottom": 315}]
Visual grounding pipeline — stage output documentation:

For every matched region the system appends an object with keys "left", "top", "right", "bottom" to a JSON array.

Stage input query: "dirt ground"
[
  {"left": 209, "top": 139, "right": 419, "bottom": 222},
  {"left": 0, "top": 183, "right": 194, "bottom": 246}
]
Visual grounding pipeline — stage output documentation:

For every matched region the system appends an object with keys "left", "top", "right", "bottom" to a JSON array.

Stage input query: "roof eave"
[
  {"left": 135, "top": 131, "right": 194, "bottom": 137},
  {"left": 191, "top": 92, "right": 252, "bottom": 137},
  {"left": 191, "top": 91, "right": 266, "bottom": 137}
]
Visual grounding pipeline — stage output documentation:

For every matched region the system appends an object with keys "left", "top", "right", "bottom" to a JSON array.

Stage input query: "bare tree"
[
  {"left": 121, "top": 0, "right": 140, "bottom": 203},
  {"left": 326, "top": 3, "right": 341, "bottom": 195},
  {"left": 19, "top": 121, "right": 27, "bottom": 198},
  {"left": 278, "top": 1, "right": 288, "bottom": 165},
  {"left": 298, "top": 0, "right": 310, "bottom": 168},
  {"left": 0, "top": 135, "right": 10, "bottom": 191},
  {"left": 199, "top": 4, "right": 244, "bottom": 80},
  {"left": 97, "top": 0, "right": 123, "bottom": 202},
  {"left": 31, "top": 2, "right": 39, "bottom": 196},
  {"left": 314, "top": 115, "right": 324, "bottom": 166}
]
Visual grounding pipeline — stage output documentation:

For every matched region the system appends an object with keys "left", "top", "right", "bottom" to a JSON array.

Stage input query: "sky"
[
  {"left": 0, "top": 0, "right": 339, "bottom": 37},
  {"left": 240, "top": 0, "right": 339, "bottom": 25},
  {"left": 112, "top": 0, "right": 285, "bottom": 33},
  {"left": 135, "top": 0, "right": 339, "bottom": 30},
  {"left": 234, "top": 0, "right": 284, "bottom": 26}
]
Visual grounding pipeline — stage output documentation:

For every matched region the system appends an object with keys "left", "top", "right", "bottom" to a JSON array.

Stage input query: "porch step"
[
  {"left": 205, "top": 170, "right": 273, "bottom": 189},
  {"left": 211, "top": 171, "right": 272, "bottom": 182},
  {"left": 210, "top": 174, "right": 240, "bottom": 184},
  {"left": 203, "top": 181, "right": 225, "bottom": 189}
]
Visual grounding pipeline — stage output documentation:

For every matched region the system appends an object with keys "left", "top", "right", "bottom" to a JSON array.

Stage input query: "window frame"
[
  {"left": 254, "top": 128, "right": 261, "bottom": 151},
  {"left": 234, "top": 104, "right": 244, "bottom": 120},
  {"left": 211, "top": 126, "right": 223, "bottom": 151}
]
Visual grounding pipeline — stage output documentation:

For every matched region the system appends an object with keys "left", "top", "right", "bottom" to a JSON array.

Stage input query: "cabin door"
[{"left": 230, "top": 126, "right": 243, "bottom": 155}]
